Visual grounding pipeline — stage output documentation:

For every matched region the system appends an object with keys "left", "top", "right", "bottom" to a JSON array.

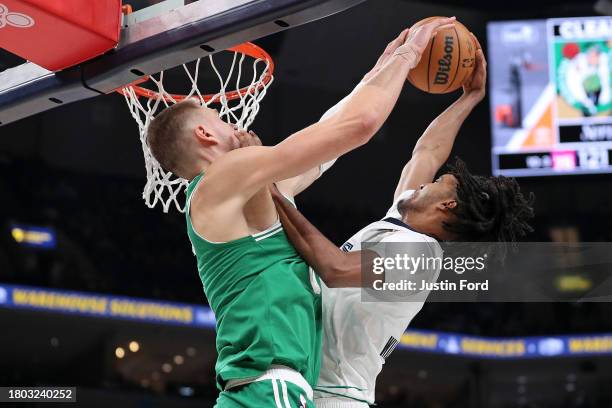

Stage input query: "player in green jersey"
[{"left": 145, "top": 18, "right": 456, "bottom": 407}]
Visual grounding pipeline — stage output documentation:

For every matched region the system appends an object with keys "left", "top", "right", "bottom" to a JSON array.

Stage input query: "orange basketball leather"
[{"left": 407, "top": 17, "right": 476, "bottom": 94}]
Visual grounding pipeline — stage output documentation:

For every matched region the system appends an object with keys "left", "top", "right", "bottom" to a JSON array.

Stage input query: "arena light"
[
  {"left": 10, "top": 224, "right": 56, "bottom": 249},
  {"left": 129, "top": 341, "right": 140, "bottom": 352},
  {"left": 115, "top": 347, "right": 125, "bottom": 359},
  {"left": 162, "top": 363, "right": 172, "bottom": 373},
  {"left": 174, "top": 355, "right": 184, "bottom": 365}
]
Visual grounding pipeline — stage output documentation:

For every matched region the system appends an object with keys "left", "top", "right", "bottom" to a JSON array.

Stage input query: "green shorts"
[{"left": 215, "top": 379, "right": 315, "bottom": 408}]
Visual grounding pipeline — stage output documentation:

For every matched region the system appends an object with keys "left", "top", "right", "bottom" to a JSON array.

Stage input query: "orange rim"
[{"left": 116, "top": 42, "right": 275, "bottom": 103}]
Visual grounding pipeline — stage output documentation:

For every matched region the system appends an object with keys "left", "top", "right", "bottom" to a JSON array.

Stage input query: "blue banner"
[
  {"left": 399, "top": 329, "right": 612, "bottom": 358},
  {"left": 0, "top": 283, "right": 215, "bottom": 328},
  {"left": 1, "top": 283, "right": 611, "bottom": 359}
]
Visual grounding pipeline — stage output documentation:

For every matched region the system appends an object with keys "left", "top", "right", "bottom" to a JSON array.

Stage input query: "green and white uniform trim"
[
  {"left": 185, "top": 173, "right": 323, "bottom": 393},
  {"left": 216, "top": 374, "right": 315, "bottom": 407}
]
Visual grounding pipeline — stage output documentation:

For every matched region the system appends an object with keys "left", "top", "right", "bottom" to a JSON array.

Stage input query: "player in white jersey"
[
  {"left": 271, "top": 38, "right": 535, "bottom": 407},
  {"left": 312, "top": 191, "right": 443, "bottom": 406}
]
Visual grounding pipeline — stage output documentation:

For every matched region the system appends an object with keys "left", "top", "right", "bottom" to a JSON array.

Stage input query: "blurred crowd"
[{"left": 1, "top": 156, "right": 612, "bottom": 337}]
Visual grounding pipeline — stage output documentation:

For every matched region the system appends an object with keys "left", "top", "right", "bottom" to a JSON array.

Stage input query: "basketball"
[
  {"left": 7, "top": 1, "right": 607, "bottom": 407},
  {"left": 407, "top": 17, "right": 477, "bottom": 94}
]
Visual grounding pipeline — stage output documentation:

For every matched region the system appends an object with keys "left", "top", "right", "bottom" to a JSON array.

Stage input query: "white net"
[{"left": 120, "top": 44, "right": 274, "bottom": 213}]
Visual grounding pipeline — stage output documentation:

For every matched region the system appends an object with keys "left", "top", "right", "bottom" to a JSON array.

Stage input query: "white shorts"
[{"left": 315, "top": 397, "right": 370, "bottom": 408}]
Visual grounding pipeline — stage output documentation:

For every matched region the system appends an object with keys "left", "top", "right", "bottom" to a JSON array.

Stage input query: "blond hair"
[{"left": 146, "top": 99, "right": 201, "bottom": 177}]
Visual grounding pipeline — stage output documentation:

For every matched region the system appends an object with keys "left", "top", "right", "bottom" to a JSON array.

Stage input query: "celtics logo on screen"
[{"left": 555, "top": 40, "right": 612, "bottom": 117}]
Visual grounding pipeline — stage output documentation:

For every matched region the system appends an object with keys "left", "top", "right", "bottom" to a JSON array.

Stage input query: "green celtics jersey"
[{"left": 185, "top": 174, "right": 322, "bottom": 390}]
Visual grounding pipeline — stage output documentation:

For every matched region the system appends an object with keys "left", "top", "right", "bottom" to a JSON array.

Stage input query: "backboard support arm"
[{"left": 0, "top": 0, "right": 366, "bottom": 126}]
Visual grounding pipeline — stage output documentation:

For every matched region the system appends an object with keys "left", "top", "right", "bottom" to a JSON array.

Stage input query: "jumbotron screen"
[{"left": 488, "top": 17, "right": 612, "bottom": 176}]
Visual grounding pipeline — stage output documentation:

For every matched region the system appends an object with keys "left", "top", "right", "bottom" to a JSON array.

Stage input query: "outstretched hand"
[
  {"left": 462, "top": 33, "right": 487, "bottom": 102},
  {"left": 363, "top": 17, "right": 456, "bottom": 81},
  {"left": 363, "top": 28, "right": 410, "bottom": 81},
  {"left": 394, "top": 17, "right": 456, "bottom": 69}
]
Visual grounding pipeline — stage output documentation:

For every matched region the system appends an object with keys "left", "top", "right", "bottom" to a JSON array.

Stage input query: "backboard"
[{"left": 0, "top": 0, "right": 366, "bottom": 126}]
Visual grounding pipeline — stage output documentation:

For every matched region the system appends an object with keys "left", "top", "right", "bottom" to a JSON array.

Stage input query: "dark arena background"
[{"left": 1, "top": 0, "right": 612, "bottom": 407}]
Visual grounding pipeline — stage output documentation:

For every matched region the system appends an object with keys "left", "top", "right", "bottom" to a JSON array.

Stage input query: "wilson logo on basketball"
[
  {"left": 0, "top": 3, "right": 35, "bottom": 29},
  {"left": 434, "top": 36, "right": 454, "bottom": 85},
  {"left": 407, "top": 18, "right": 476, "bottom": 94}
]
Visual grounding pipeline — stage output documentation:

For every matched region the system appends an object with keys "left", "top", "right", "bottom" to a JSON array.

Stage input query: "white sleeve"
[
  {"left": 384, "top": 190, "right": 415, "bottom": 220},
  {"left": 319, "top": 157, "right": 337, "bottom": 176}
]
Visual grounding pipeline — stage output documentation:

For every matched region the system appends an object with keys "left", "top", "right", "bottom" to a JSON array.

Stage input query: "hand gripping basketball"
[
  {"left": 462, "top": 33, "right": 487, "bottom": 101},
  {"left": 393, "top": 17, "right": 456, "bottom": 69}
]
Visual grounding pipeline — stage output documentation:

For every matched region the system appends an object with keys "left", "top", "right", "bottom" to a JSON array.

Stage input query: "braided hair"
[{"left": 443, "top": 158, "right": 535, "bottom": 243}]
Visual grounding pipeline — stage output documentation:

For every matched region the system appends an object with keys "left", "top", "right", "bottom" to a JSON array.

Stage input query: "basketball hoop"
[{"left": 117, "top": 42, "right": 275, "bottom": 213}]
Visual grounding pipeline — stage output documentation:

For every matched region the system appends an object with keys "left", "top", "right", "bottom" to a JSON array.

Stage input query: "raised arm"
[
  {"left": 277, "top": 29, "right": 422, "bottom": 198},
  {"left": 393, "top": 34, "right": 486, "bottom": 199},
  {"left": 204, "top": 18, "right": 457, "bottom": 205},
  {"left": 274, "top": 89, "right": 353, "bottom": 199}
]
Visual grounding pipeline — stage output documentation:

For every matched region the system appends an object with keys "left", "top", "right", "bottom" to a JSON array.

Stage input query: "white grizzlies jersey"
[{"left": 314, "top": 190, "right": 442, "bottom": 407}]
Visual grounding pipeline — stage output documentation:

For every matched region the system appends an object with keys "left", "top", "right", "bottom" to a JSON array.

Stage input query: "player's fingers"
[
  {"left": 389, "top": 33, "right": 408, "bottom": 52},
  {"left": 379, "top": 34, "right": 407, "bottom": 67},
  {"left": 430, "top": 24, "right": 455, "bottom": 38},
  {"left": 236, "top": 129, "right": 260, "bottom": 147},
  {"left": 405, "top": 25, "right": 421, "bottom": 41},
  {"left": 415, "top": 21, "right": 454, "bottom": 45},
  {"left": 461, "top": 69, "right": 474, "bottom": 86},
  {"left": 234, "top": 129, "right": 252, "bottom": 147},
  {"left": 414, "top": 16, "right": 453, "bottom": 32},
  {"left": 383, "top": 41, "right": 394, "bottom": 55},
  {"left": 470, "top": 32, "right": 482, "bottom": 51},
  {"left": 476, "top": 49, "right": 487, "bottom": 71},
  {"left": 270, "top": 187, "right": 293, "bottom": 212},
  {"left": 249, "top": 130, "right": 263, "bottom": 146},
  {"left": 273, "top": 200, "right": 289, "bottom": 227},
  {"left": 474, "top": 48, "right": 483, "bottom": 66},
  {"left": 269, "top": 184, "right": 282, "bottom": 199},
  {"left": 420, "top": 17, "right": 455, "bottom": 40},
  {"left": 385, "top": 29, "right": 407, "bottom": 52},
  {"left": 469, "top": 56, "right": 483, "bottom": 83},
  {"left": 271, "top": 192, "right": 292, "bottom": 222},
  {"left": 434, "top": 22, "right": 456, "bottom": 31},
  {"left": 390, "top": 28, "right": 410, "bottom": 45},
  {"left": 423, "top": 16, "right": 455, "bottom": 31}
]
